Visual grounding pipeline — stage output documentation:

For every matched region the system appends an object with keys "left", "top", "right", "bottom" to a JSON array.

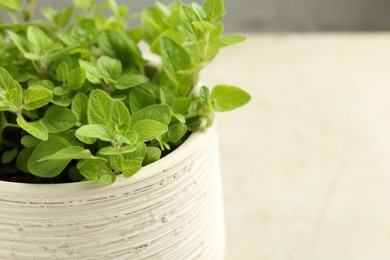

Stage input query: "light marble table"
[{"left": 202, "top": 33, "right": 390, "bottom": 260}]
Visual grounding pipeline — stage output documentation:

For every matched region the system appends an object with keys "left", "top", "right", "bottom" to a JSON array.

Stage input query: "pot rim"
[{"left": 0, "top": 126, "right": 212, "bottom": 195}]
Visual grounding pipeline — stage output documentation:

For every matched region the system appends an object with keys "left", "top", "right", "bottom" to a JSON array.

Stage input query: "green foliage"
[{"left": 0, "top": 0, "right": 250, "bottom": 184}]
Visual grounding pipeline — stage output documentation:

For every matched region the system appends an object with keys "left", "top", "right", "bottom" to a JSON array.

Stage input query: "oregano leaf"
[
  {"left": 16, "top": 116, "right": 48, "bottom": 141},
  {"left": 210, "top": 85, "right": 251, "bottom": 112},
  {"left": 23, "top": 87, "right": 53, "bottom": 110}
]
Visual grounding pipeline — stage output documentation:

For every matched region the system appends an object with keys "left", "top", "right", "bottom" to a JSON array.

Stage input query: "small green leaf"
[
  {"left": 129, "top": 88, "right": 157, "bottom": 113},
  {"left": 17, "top": 116, "right": 48, "bottom": 141},
  {"left": 0, "top": 67, "right": 23, "bottom": 111},
  {"left": 16, "top": 148, "right": 34, "bottom": 173},
  {"left": 116, "top": 74, "right": 148, "bottom": 90},
  {"left": 79, "top": 60, "right": 101, "bottom": 84},
  {"left": 109, "top": 155, "right": 141, "bottom": 177},
  {"left": 56, "top": 62, "right": 70, "bottom": 83},
  {"left": 54, "top": 6, "right": 73, "bottom": 28},
  {"left": 131, "top": 104, "right": 171, "bottom": 127},
  {"left": 97, "top": 56, "right": 122, "bottom": 79},
  {"left": 27, "top": 137, "right": 71, "bottom": 178},
  {"left": 109, "top": 99, "right": 131, "bottom": 134},
  {"left": 23, "top": 87, "right": 53, "bottom": 110},
  {"left": 217, "top": 35, "right": 247, "bottom": 48},
  {"left": 38, "top": 146, "right": 101, "bottom": 161},
  {"left": 173, "top": 97, "right": 191, "bottom": 114},
  {"left": 1, "top": 148, "right": 18, "bottom": 164},
  {"left": 0, "top": 0, "right": 22, "bottom": 12},
  {"left": 78, "top": 159, "right": 115, "bottom": 184},
  {"left": 132, "top": 119, "right": 168, "bottom": 142},
  {"left": 160, "top": 37, "right": 192, "bottom": 91},
  {"left": 41, "top": 105, "right": 77, "bottom": 133},
  {"left": 71, "top": 93, "right": 88, "bottom": 125},
  {"left": 27, "top": 26, "right": 56, "bottom": 52},
  {"left": 99, "top": 145, "right": 136, "bottom": 156},
  {"left": 192, "top": 21, "right": 216, "bottom": 32},
  {"left": 68, "top": 67, "right": 86, "bottom": 89},
  {"left": 167, "top": 122, "right": 187, "bottom": 143},
  {"left": 144, "top": 147, "right": 161, "bottom": 165},
  {"left": 41, "top": 6, "right": 56, "bottom": 22},
  {"left": 21, "top": 135, "right": 41, "bottom": 148},
  {"left": 121, "top": 160, "right": 142, "bottom": 177},
  {"left": 181, "top": 5, "right": 201, "bottom": 41},
  {"left": 73, "top": 0, "right": 95, "bottom": 11},
  {"left": 202, "top": 0, "right": 225, "bottom": 22},
  {"left": 76, "top": 124, "right": 113, "bottom": 142},
  {"left": 88, "top": 89, "right": 113, "bottom": 126},
  {"left": 210, "top": 85, "right": 251, "bottom": 112},
  {"left": 8, "top": 31, "right": 31, "bottom": 54}
]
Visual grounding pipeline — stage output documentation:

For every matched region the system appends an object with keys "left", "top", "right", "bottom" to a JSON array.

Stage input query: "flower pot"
[{"left": 0, "top": 125, "right": 224, "bottom": 259}]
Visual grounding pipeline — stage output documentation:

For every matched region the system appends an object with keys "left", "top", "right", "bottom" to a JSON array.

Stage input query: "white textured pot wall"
[{"left": 0, "top": 126, "right": 224, "bottom": 259}]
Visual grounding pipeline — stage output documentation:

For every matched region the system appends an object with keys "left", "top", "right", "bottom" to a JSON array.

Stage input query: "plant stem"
[{"left": 9, "top": 11, "right": 19, "bottom": 24}]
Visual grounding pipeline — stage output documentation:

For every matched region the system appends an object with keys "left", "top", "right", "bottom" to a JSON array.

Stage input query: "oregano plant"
[{"left": 0, "top": 0, "right": 250, "bottom": 184}]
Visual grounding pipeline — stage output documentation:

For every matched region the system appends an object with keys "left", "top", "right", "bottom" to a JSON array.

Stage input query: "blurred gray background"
[{"left": 1, "top": 0, "right": 390, "bottom": 32}]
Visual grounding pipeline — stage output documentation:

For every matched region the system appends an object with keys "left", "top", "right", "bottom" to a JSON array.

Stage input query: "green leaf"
[
  {"left": 0, "top": 67, "right": 22, "bottom": 111},
  {"left": 192, "top": 21, "right": 216, "bottom": 32},
  {"left": 210, "top": 85, "right": 251, "bottom": 112},
  {"left": 109, "top": 155, "right": 141, "bottom": 177},
  {"left": 144, "top": 147, "right": 161, "bottom": 165},
  {"left": 120, "top": 160, "right": 142, "bottom": 177},
  {"left": 202, "top": 0, "right": 225, "bottom": 22},
  {"left": 17, "top": 116, "right": 48, "bottom": 141},
  {"left": 181, "top": 5, "right": 200, "bottom": 41},
  {"left": 191, "top": 3, "right": 207, "bottom": 20},
  {"left": 167, "top": 122, "right": 187, "bottom": 143},
  {"left": 23, "top": 87, "right": 53, "bottom": 110},
  {"left": 78, "top": 159, "right": 115, "bottom": 184},
  {"left": 71, "top": 93, "right": 88, "bottom": 125},
  {"left": 0, "top": 0, "right": 22, "bottom": 12},
  {"left": 97, "top": 55, "right": 122, "bottom": 80},
  {"left": 109, "top": 99, "right": 131, "bottom": 134},
  {"left": 41, "top": 105, "right": 77, "bottom": 133},
  {"left": 132, "top": 119, "right": 168, "bottom": 142},
  {"left": 160, "top": 37, "right": 192, "bottom": 90},
  {"left": 54, "top": 6, "right": 73, "bottom": 28},
  {"left": 76, "top": 124, "right": 113, "bottom": 142},
  {"left": 51, "top": 94, "right": 73, "bottom": 107},
  {"left": 129, "top": 88, "right": 157, "bottom": 113},
  {"left": 88, "top": 89, "right": 113, "bottom": 126},
  {"left": 160, "top": 87, "right": 176, "bottom": 106},
  {"left": 8, "top": 31, "right": 30, "bottom": 54},
  {"left": 21, "top": 135, "right": 41, "bottom": 148},
  {"left": 27, "top": 26, "right": 56, "bottom": 52},
  {"left": 122, "top": 142, "right": 146, "bottom": 162},
  {"left": 73, "top": 0, "right": 95, "bottom": 11},
  {"left": 56, "top": 62, "right": 69, "bottom": 83},
  {"left": 116, "top": 74, "right": 148, "bottom": 90},
  {"left": 1, "top": 148, "right": 18, "bottom": 164},
  {"left": 41, "top": 6, "right": 56, "bottom": 22},
  {"left": 131, "top": 104, "right": 171, "bottom": 127},
  {"left": 99, "top": 145, "right": 136, "bottom": 156},
  {"left": 99, "top": 29, "right": 145, "bottom": 70},
  {"left": 38, "top": 146, "right": 101, "bottom": 161},
  {"left": 217, "top": 35, "right": 247, "bottom": 48},
  {"left": 68, "top": 67, "right": 86, "bottom": 89},
  {"left": 79, "top": 60, "right": 101, "bottom": 84},
  {"left": 27, "top": 137, "right": 71, "bottom": 178},
  {"left": 16, "top": 148, "right": 33, "bottom": 173},
  {"left": 173, "top": 97, "right": 191, "bottom": 114}
]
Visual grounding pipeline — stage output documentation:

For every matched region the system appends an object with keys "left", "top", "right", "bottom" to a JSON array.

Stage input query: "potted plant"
[{"left": 0, "top": 0, "right": 250, "bottom": 258}]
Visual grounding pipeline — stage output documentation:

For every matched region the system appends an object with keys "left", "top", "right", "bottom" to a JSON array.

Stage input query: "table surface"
[{"left": 202, "top": 33, "right": 390, "bottom": 260}]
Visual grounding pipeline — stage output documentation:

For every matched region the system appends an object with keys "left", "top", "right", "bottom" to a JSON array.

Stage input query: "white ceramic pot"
[{"left": 0, "top": 125, "right": 224, "bottom": 259}]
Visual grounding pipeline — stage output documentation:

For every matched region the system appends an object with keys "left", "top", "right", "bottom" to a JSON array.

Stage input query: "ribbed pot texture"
[{"left": 0, "top": 126, "right": 224, "bottom": 259}]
